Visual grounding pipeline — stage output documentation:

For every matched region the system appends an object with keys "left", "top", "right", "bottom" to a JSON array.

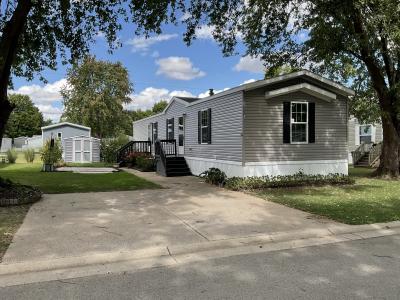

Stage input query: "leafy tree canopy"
[
  {"left": 61, "top": 56, "right": 132, "bottom": 138},
  {"left": 5, "top": 94, "right": 44, "bottom": 138}
]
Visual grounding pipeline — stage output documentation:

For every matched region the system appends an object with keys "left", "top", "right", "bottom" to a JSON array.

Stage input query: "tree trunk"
[
  {"left": 376, "top": 114, "right": 400, "bottom": 177},
  {"left": 0, "top": 99, "right": 13, "bottom": 149},
  {"left": 0, "top": 0, "right": 32, "bottom": 149}
]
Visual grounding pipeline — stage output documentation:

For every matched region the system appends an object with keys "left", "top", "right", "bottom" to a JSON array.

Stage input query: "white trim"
[
  {"left": 245, "top": 159, "right": 348, "bottom": 166},
  {"left": 355, "top": 124, "right": 360, "bottom": 146},
  {"left": 290, "top": 101, "right": 308, "bottom": 144},
  {"left": 184, "top": 156, "right": 348, "bottom": 177},
  {"left": 265, "top": 83, "right": 336, "bottom": 102},
  {"left": 184, "top": 156, "right": 242, "bottom": 165},
  {"left": 41, "top": 122, "right": 91, "bottom": 131}
]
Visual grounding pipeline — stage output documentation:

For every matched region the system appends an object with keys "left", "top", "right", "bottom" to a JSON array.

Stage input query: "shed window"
[
  {"left": 291, "top": 102, "right": 308, "bottom": 143},
  {"left": 359, "top": 125, "right": 372, "bottom": 144},
  {"left": 57, "top": 132, "right": 62, "bottom": 139}
]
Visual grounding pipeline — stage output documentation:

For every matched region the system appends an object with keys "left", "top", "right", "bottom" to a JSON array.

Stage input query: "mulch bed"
[{"left": 0, "top": 179, "right": 42, "bottom": 207}]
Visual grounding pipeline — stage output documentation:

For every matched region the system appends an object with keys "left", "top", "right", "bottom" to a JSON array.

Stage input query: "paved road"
[{"left": 2, "top": 235, "right": 400, "bottom": 299}]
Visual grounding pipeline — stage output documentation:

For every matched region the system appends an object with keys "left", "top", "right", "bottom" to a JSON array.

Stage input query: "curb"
[{"left": 1, "top": 221, "right": 400, "bottom": 287}]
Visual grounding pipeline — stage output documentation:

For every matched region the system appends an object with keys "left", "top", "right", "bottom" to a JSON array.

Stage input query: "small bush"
[
  {"left": 6, "top": 149, "right": 17, "bottom": 163},
  {"left": 200, "top": 168, "right": 227, "bottom": 186},
  {"left": 101, "top": 134, "right": 129, "bottom": 163},
  {"left": 125, "top": 151, "right": 142, "bottom": 165},
  {"left": 225, "top": 171, "right": 355, "bottom": 191},
  {"left": 136, "top": 154, "right": 155, "bottom": 171},
  {"left": 23, "top": 148, "right": 35, "bottom": 163},
  {"left": 40, "top": 139, "right": 62, "bottom": 165}
]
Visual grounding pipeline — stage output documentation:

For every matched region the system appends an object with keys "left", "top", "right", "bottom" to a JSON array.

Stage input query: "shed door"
[{"left": 73, "top": 138, "right": 92, "bottom": 162}]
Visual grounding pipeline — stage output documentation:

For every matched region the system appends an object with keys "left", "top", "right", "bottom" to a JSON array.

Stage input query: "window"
[
  {"left": 359, "top": 125, "right": 372, "bottom": 144},
  {"left": 152, "top": 122, "right": 158, "bottom": 142},
  {"left": 291, "top": 102, "right": 308, "bottom": 143},
  {"left": 57, "top": 132, "right": 62, "bottom": 140},
  {"left": 201, "top": 110, "right": 210, "bottom": 144},
  {"left": 148, "top": 124, "right": 152, "bottom": 142},
  {"left": 167, "top": 118, "right": 174, "bottom": 140},
  {"left": 178, "top": 117, "right": 184, "bottom": 146}
]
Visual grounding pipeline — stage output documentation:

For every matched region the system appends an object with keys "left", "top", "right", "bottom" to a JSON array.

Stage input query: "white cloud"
[
  {"left": 126, "top": 87, "right": 195, "bottom": 111},
  {"left": 10, "top": 78, "right": 67, "bottom": 105},
  {"left": 35, "top": 104, "right": 63, "bottom": 122},
  {"left": 126, "top": 34, "right": 178, "bottom": 54},
  {"left": 9, "top": 79, "right": 68, "bottom": 122},
  {"left": 233, "top": 55, "right": 265, "bottom": 73},
  {"left": 196, "top": 25, "right": 214, "bottom": 40},
  {"left": 241, "top": 79, "right": 257, "bottom": 85},
  {"left": 156, "top": 56, "right": 206, "bottom": 80}
]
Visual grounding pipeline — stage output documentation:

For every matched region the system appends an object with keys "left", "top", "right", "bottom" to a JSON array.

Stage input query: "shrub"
[
  {"left": 6, "top": 149, "right": 17, "bottom": 163},
  {"left": 125, "top": 151, "right": 141, "bottom": 165},
  {"left": 225, "top": 171, "right": 355, "bottom": 191},
  {"left": 23, "top": 148, "right": 35, "bottom": 163},
  {"left": 200, "top": 168, "right": 227, "bottom": 186},
  {"left": 40, "top": 139, "right": 63, "bottom": 165},
  {"left": 136, "top": 154, "right": 155, "bottom": 171},
  {"left": 101, "top": 134, "right": 129, "bottom": 163}
]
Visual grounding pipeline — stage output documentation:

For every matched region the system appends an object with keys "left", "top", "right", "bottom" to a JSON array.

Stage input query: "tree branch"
[{"left": 379, "top": 30, "right": 395, "bottom": 87}]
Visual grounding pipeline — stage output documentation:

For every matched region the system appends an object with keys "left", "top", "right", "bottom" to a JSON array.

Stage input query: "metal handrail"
[{"left": 116, "top": 140, "right": 151, "bottom": 162}]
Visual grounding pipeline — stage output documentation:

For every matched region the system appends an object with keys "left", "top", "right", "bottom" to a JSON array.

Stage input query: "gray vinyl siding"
[
  {"left": 348, "top": 117, "right": 383, "bottom": 152},
  {"left": 133, "top": 91, "right": 244, "bottom": 162},
  {"left": 42, "top": 124, "right": 90, "bottom": 150},
  {"left": 244, "top": 89, "right": 348, "bottom": 162}
]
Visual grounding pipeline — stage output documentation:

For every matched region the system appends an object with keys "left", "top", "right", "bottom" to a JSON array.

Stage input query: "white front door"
[
  {"left": 73, "top": 139, "right": 92, "bottom": 162},
  {"left": 178, "top": 116, "right": 185, "bottom": 155}
]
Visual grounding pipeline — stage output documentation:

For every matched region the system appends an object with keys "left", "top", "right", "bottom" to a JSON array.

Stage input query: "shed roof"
[{"left": 41, "top": 122, "right": 91, "bottom": 131}]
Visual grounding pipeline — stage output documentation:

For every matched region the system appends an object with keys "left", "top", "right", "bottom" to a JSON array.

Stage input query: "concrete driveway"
[{"left": 3, "top": 171, "right": 347, "bottom": 263}]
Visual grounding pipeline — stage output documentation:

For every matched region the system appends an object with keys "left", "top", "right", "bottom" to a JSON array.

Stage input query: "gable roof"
[
  {"left": 41, "top": 122, "right": 91, "bottom": 131},
  {"left": 133, "top": 70, "right": 354, "bottom": 124}
]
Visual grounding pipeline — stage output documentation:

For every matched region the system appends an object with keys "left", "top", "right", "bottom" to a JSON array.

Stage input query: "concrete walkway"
[{"left": 3, "top": 170, "right": 349, "bottom": 264}]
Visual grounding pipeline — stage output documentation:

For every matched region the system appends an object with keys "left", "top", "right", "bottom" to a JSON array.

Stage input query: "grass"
[
  {"left": 0, "top": 163, "right": 160, "bottom": 193},
  {"left": 0, "top": 204, "right": 31, "bottom": 262},
  {"left": 255, "top": 167, "right": 400, "bottom": 225}
]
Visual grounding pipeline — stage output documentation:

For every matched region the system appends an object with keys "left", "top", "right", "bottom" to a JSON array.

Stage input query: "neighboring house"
[
  {"left": 13, "top": 136, "right": 28, "bottom": 148},
  {"left": 22, "top": 135, "right": 42, "bottom": 150},
  {"left": 41, "top": 122, "right": 100, "bottom": 163},
  {"left": 132, "top": 70, "right": 354, "bottom": 177},
  {"left": 0, "top": 138, "right": 12, "bottom": 152},
  {"left": 348, "top": 117, "right": 383, "bottom": 165}
]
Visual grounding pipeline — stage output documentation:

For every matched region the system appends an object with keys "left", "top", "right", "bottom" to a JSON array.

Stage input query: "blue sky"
[{"left": 11, "top": 22, "right": 265, "bottom": 122}]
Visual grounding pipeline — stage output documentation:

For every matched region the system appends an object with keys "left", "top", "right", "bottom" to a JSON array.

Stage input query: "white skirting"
[{"left": 185, "top": 156, "right": 348, "bottom": 177}]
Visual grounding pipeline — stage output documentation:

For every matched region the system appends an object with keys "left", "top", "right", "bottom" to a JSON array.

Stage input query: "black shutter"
[
  {"left": 308, "top": 102, "right": 315, "bottom": 143},
  {"left": 198, "top": 111, "right": 201, "bottom": 144},
  {"left": 283, "top": 102, "right": 291, "bottom": 143},
  {"left": 207, "top": 108, "right": 212, "bottom": 144},
  {"left": 171, "top": 118, "right": 174, "bottom": 140},
  {"left": 166, "top": 119, "right": 168, "bottom": 139}
]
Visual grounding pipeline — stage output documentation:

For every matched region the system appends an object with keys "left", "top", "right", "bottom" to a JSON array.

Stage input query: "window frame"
[
  {"left": 359, "top": 124, "right": 372, "bottom": 144},
  {"left": 57, "top": 132, "right": 62, "bottom": 140},
  {"left": 167, "top": 118, "right": 174, "bottom": 140},
  {"left": 290, "top": 101, "right": 309, "bottom": 144},
  {"left": 152, "top": 122, "right": 158, "bottom": 142},
  {"left": 200, "top": 109, "right": 209, "bottom": 144}
]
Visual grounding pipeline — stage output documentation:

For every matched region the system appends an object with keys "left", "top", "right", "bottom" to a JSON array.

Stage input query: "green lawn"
[
  {"left": 0, "top": 204, "right": 31, "bottom": 262},
  {"left": 0, "top": 162, "right": 160, "bottom": 194},
  {"left": 255, "top": 167, "right": 400, "bottom": 225}
]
